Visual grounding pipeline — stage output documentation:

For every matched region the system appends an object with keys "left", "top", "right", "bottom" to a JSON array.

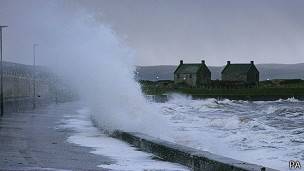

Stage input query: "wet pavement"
[{"left": 0, "top": 103, "right": 113, "bottom": 171}]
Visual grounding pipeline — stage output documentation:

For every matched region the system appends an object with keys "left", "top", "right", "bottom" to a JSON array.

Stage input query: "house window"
[
  {"left": 189, "top": 74, "right": 192, "bottom": 78},
  {"left": 177, "top": 74, "right": 180, "bottom": 79}
]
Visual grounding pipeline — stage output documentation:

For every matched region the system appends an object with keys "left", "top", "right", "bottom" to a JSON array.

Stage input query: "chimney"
[
  {"left": 250, "top": 61, "right": 254, "bottom": 65},
  {"left": 201, "top": 60, "right": 205, "bottom": 65},
  {"left": 180, "top": 60, "right": 183, "bottom": 65},
  {"left": 227, "top": 61, "right": 231, "bottom": 65}
]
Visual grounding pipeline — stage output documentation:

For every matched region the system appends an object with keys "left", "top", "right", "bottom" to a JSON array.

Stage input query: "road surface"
[{"left": 0, "top": 103, "right": 114, "bottom": 170}]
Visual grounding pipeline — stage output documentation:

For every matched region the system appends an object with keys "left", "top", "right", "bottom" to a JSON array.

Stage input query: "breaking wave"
[
  {"left": 155, "top": 95, "right": 304, "bottom": 170},
  {"left": 1, "top": 0, "right": 170, "bottom": 137}
]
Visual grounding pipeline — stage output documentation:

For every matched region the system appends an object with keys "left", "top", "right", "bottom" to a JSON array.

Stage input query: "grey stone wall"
[
  {"left": 174, "top": 73, "right": 197, "bottom": 87},
  {"left": 222, "top": 73, "right": 247, "bottom": 82},
  {"left": 112, "top": 131, "right": 278, "bottom": 171},
  {"left": 3, "top": 74, "right": 49, "bottom": 100},
  {"left": 247, "top": 68, "right": 259, "bottom": 83},
  {"left": 198, "top": 70, "right": 211, "bottom": 84}
]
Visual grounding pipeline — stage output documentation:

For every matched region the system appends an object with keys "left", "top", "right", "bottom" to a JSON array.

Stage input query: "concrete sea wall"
[
  {"left": 3, "top": 97, "right": 52, "bottom": 113},
  {"left": 0, "top": 61, "right": 75, "bottom": 114},
  {"left": 112, "top": 131, "right": 279, "bottom": 171}
]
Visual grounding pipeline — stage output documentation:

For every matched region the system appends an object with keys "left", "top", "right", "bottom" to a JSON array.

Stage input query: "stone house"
[
  {"left": 174, "top": 60, "right": 211, "bottom": 87},
  {"left": 221, "top": 61, "right": 259, "bottom": 84}
]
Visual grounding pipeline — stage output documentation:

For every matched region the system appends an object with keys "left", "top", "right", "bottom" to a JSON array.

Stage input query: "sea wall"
[
  {"left": 3, "top": 97, "right": 52, "bottom": 113},
  {"left": 112, "top": 131, "right": 279, "bottom": 171},
  {"left": 0, "top": 61, "right": 74, "bottom": 114}
]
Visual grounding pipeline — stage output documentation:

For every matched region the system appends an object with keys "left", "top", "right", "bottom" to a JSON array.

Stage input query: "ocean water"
[{"left": 152, "top": 94, "right": 304, "bottom": 171}]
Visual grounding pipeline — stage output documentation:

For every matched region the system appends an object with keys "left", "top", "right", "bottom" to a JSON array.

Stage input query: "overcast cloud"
[{"left": 1, "top": 0, "right": 304, "bottom": 66}]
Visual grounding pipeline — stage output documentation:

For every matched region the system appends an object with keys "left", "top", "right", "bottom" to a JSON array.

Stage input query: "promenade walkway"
[{"left": 0, "top": 103, "right": 113, "bottom": 171}]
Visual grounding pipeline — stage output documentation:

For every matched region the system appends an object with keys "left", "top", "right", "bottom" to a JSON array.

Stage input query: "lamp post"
[
  {"left": 0, "top": 26, "right": 8, "bottom": 117},
  {"left": 33, "top": 43, "right": 38, "bottom": 109},
  {"left": 55, "top": 75, "right": 58, "bottom": 104}
]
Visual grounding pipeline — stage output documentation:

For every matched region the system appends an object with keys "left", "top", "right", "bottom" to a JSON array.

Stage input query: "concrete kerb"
[{"left": 111, "top": 131, "right": 279, "bottom": 171}]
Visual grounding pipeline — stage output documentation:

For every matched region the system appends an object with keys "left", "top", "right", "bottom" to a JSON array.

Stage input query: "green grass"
[{"left": 140, "top": 80, "right": 304, "bottom": 100}]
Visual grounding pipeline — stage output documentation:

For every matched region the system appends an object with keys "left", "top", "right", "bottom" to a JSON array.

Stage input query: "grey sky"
[{"left": 1, "top": 0, "right": 304, "bottom": 66}]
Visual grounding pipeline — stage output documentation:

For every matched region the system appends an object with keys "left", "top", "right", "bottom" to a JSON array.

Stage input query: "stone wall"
[
  {"left": 112, "top": 131, "right": 278, "bottom": 171},
  {"left": 0, "top": 61, "right": 74, "bottom": 113},
  {"left": 174, "top": 73, "right": 197, "bottom": 87}
]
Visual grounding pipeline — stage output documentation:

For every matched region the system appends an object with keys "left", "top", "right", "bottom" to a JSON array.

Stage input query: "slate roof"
[
  {"left": 174, "top": 63, "right": 210, "bottom": 74},
  {"left": 221, "top": 64, "right": 253, "bottom": 74}
]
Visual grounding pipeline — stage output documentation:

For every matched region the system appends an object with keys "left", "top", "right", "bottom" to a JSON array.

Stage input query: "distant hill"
[{"left": 136, "top": 63, "right": 304, "bottom": 81}]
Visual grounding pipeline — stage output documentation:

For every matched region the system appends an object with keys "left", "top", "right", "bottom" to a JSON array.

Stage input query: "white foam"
[
  {"left": 285, "top": 97, "right": 300, "bottom": 102},
  {"left": 59, "top": 106, "right": 189, "bottom": 171}
]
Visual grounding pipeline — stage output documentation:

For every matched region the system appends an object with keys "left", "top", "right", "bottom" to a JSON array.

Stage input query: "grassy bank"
[{"left": 140, "top": 79, "right": 304, "bottom": 100}]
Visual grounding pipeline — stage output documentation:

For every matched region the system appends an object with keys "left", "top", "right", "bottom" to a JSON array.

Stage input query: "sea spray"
[{"left": 0, "top": 0, "right": 170, "bottom": 137}]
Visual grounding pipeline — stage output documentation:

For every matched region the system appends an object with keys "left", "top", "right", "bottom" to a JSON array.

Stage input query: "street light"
[
  {"left": 0, "top": 25, "right": 8, "bottom": 117},
  {"left": 55, "top": 75, "right": 58, "bottom": 104},
  {"left": 33, "top": 43, "right": 38, "bottom": 109}
]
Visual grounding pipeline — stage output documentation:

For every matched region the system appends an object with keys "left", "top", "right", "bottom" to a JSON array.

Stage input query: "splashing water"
[
  {"left": 153, "top": 94, "right": 304, "bottom": 171},
  {"left": 1, "top": 1, "right": 169, "bottom": 136}
]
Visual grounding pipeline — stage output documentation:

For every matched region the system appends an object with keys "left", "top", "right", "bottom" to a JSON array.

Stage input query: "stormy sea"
[
  {"left": 150, "top": 95, "right": 304, "bottom": 171},
  {"left": 63, "top": 95, "right": 303, "bottom": 171}
]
